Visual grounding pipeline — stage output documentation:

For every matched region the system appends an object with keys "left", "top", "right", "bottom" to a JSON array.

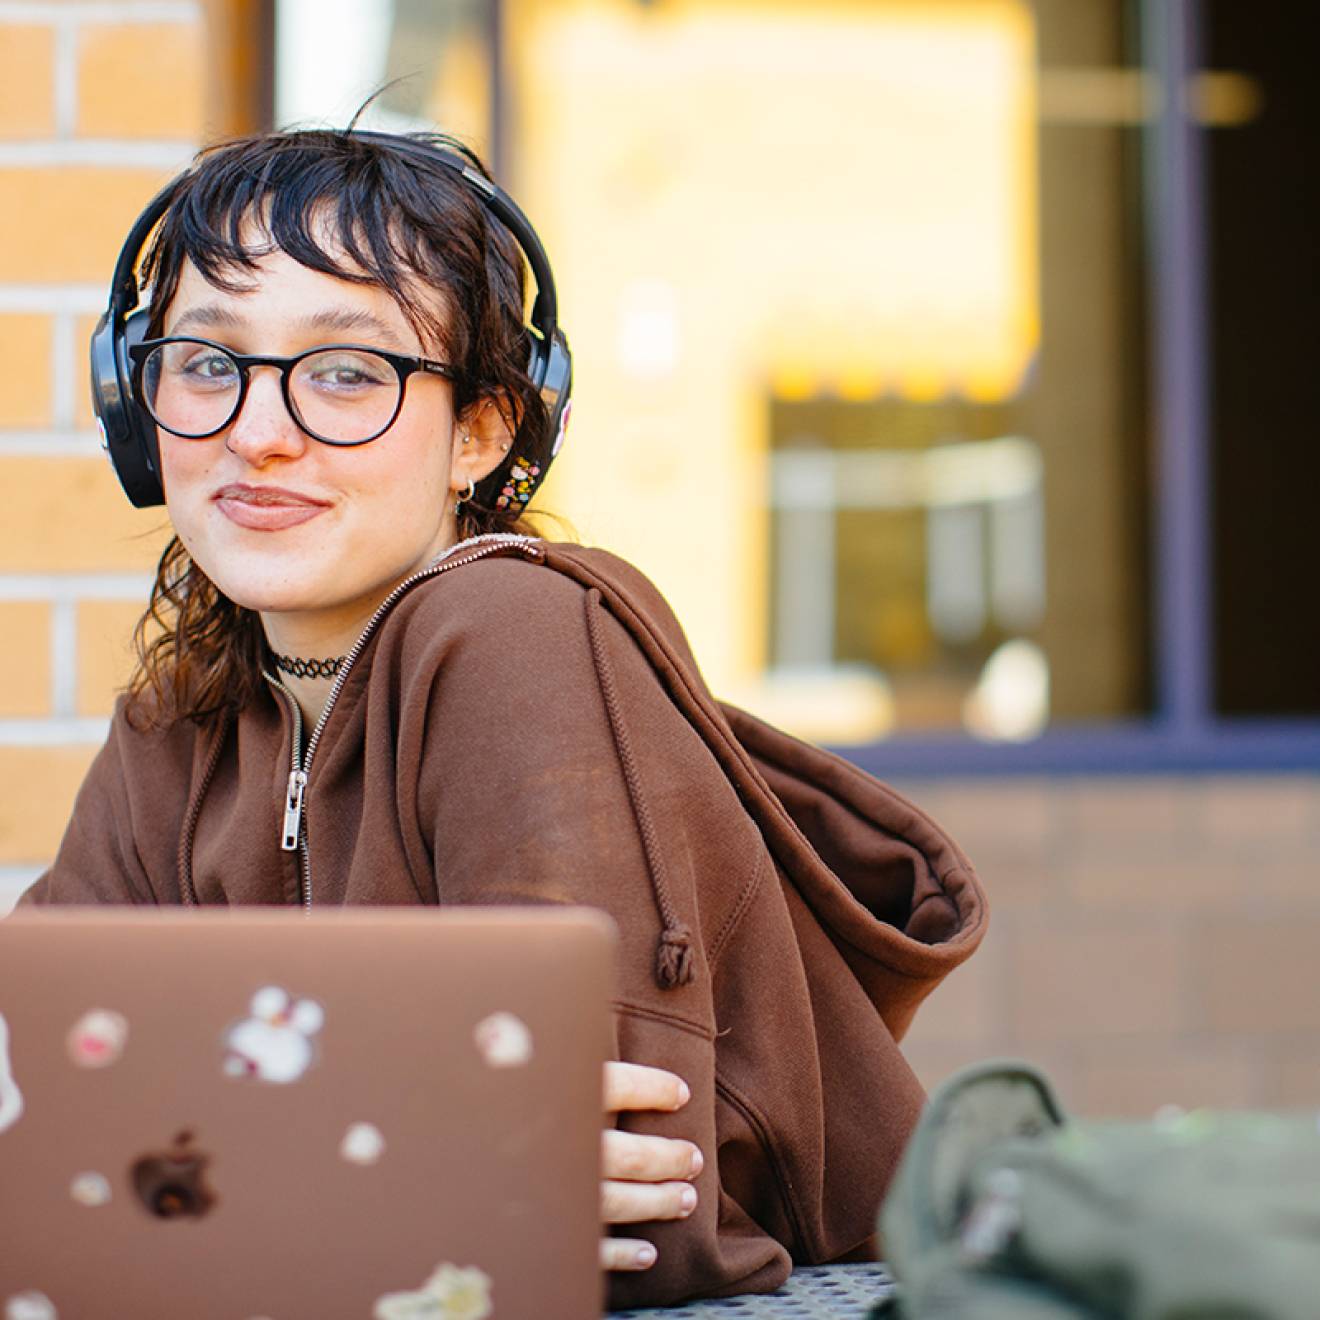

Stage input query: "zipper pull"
[{"left": 281, "top": 769, "right": 308, "bottom": 852}]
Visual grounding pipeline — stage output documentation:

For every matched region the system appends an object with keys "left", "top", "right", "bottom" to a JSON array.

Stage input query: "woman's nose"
[{"left": 223, "top": 367, "right": 307, "bottom": 463}]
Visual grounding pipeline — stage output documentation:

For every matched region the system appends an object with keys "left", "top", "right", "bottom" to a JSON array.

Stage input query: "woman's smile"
[{"left": 212, "top": 481, "right": 331, "bottom": 531}]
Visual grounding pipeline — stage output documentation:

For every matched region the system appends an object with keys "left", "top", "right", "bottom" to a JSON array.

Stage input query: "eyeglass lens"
[{"left": 140, "top": 340, "right": 404, "bottom": 443}]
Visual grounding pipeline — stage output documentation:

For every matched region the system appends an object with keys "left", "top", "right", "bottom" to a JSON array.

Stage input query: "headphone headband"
[{"left": 92, "top": 131, "right": 572, "bottom": 510}]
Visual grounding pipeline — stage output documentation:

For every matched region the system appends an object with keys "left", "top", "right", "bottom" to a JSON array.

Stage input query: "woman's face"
[{"left": 157, "top": 248, "right": 472, "bottom": 641}]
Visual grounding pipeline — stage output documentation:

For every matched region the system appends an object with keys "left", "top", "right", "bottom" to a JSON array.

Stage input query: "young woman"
[{"left": 20, "top": 129, "right": 987, "bottom": 1309}]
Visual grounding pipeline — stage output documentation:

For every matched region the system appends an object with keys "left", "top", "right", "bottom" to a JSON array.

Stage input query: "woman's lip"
[{"left": 213, "top": 484, "right": 330, "bottom": 531}]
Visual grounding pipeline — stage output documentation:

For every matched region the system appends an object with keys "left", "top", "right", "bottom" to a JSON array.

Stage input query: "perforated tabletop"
[{"left": 608, "top": 1263, "right": 894, "bottom": 1318}]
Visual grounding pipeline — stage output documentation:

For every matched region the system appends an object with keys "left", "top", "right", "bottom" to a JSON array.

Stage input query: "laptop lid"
[{"left": 0, "top": 907, "right": 614, "bottom": 1320}]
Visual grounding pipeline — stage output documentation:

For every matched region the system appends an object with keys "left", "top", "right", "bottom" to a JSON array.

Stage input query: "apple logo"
[{"left": 130, "top": 1130, "right": 217, "bottom": 1220}]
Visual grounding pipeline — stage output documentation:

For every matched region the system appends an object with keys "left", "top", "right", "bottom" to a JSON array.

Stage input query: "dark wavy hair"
[{"left": 126, "top": 128, "right": 547, "bottom": 728}]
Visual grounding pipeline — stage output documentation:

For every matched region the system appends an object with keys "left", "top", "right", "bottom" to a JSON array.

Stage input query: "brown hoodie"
[{"left": 20, "top": 535, "right": 987, "bottom": 1308}]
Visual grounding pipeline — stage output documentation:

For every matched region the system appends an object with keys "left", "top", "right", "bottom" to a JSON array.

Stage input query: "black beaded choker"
[{"left": 271, "top": 652, "right": 346, "bottom": 680}]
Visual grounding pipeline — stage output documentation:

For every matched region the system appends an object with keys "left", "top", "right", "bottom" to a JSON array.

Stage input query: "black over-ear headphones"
[{"left": 89, "top": 132, "right": 573, "bottom": 510}]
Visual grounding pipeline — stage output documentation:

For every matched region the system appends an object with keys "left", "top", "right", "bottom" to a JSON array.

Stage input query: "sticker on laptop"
[
  {"left": 4, "top": 1293, "right": 56, "bottom": 1320},
  {"left": 67, "top": 1009, "right": 129, "bottom": 1069},
  {"left": 223, "top": 986, "right": 324, "bottom": 1084},
  {"left": 341, "top": 1122, "right": 386, "bottom": 1166},
  {"left": 473, "top": 1011, "right": 533, "bottom": 1069},
  {"left": 373, "top": 1263, "right": 492, "bottom": 1320},
  {"left": 0, "top": 1012, "right": 23, "bottom": 1134},
  {"left": 70, "top": 1171, "right": 112, "bottom": 1207}
]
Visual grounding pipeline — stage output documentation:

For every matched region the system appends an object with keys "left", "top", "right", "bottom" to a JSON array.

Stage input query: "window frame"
[{"left": 845, "top": 0, "right": 1320, "bottom": 777}]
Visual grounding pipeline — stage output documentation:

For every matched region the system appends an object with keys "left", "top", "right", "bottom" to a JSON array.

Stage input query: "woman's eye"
[
  {"left": 180, "top": 352, "right": 238, "bottom": 382},
  {"left": 306, "top": 354, "right": 392, "bottom": 389}
]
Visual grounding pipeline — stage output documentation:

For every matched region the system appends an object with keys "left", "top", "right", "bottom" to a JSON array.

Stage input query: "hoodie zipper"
[{"left": 263, "top": 534, "right": 544, "bottom": 911}]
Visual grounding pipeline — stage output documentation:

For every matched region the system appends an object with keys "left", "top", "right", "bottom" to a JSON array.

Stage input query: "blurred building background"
[{"left": 0, "top": 0, "right": 1317, "bottom": 1116}]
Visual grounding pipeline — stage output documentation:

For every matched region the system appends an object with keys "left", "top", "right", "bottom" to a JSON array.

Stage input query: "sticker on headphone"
[
  {"left": 67, "top": 1009, "right": 129, "bottom": 1069},
  {"left": 494, "top": 457, "right": 542, "bottom": 513},
  {"left": 373, "top": 1263, "right": 492, "bottom": 1320},
  {"left": 224, "top": 986, "right": 324, "bottom": 1084},
  {"left": 0, "top": 1013, "right": 23, "bottom": 1134},
  {"left": 551, "top": 399, "right": 572, "bottom": 459},
  {"left": 473, "top": 1012, "right": 533, "bottom": 1069}
]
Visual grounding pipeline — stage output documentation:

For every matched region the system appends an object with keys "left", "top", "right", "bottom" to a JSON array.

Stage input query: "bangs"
[{"left": 140, "top": 131, "right": 511, "bottom": 361}]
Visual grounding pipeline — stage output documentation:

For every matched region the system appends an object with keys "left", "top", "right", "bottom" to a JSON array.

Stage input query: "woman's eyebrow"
[
  {"left": 169, "top": 303, "right": 244, "bottom": 334},
  {"left": 293, "top": 307, "right": 409, "bottom": 345},
  {"left": 166, "top": 304, "right": 409, "bottom": 346}
]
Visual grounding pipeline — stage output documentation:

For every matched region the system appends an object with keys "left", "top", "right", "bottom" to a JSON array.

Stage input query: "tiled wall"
[
  {"left": 897, "top": 774, "right": 1320, "bottom": 1117},
  {"left": 0, "top": 0, "right": 205, "bottom": 906}
]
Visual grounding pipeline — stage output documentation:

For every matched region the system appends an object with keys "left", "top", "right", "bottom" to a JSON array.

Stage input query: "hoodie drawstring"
[{"left": 584, "top": 588, "right": 695, "bottom": 989}]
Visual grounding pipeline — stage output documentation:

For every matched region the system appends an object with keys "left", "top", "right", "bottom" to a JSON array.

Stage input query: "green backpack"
[{"left": 873, "top": 1061, "right": 1320, "bottom": 1320}]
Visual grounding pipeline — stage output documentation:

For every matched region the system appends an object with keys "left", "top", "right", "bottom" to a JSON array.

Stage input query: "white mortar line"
[
  {"left": 0, "top": 718, "right": 110, "bottom": 745},
  {"left": 50, "top": 597, "right": 79, "bottom": 718},
  {"left": 0, "top": 3, "right": 199, "bottom": 23},
  {"left": 53, "top": 14, "right": 79, "bottom": 138},
  {"left": 0, "top": 575, "right": 153, "bottom": 600},
  {"left": 0, "top": 432, "right": 103, "bottom": 456},
  {"left": 51, "top": 312, "right": 77, "bottom": 429},
  {"left": 0, "top": 140, "right": 195, "bottom": 168},
  {"left": 0, "top": 286, "right": 108, "bottom": 313}
]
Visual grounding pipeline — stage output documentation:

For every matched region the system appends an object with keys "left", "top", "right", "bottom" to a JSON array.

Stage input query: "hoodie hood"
[{"left": 538, "top": 542, "right": 987, "bottom": 1036}]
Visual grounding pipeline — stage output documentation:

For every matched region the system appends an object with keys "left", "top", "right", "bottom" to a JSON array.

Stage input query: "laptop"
[{"left": 0, "top": 907, "right": 615, "bottom": 1319}]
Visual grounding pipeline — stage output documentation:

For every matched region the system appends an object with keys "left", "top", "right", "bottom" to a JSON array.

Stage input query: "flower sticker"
[
  {"left": 493, "top": 455, "right": 543, "bottom": 512},
  {"left": 223, "top": 986, "right": 324, "bottom": 1085},
  {"left": 4, "top": 1294, "right": 56, "bottom": 1320},
  {"left": 70, "top": 1172, "right": 112, "bottom": 1207},
  {"left": 0, "top": 1012, "right": 23, "bottom": 1134},
  {"left": 66, "top": 1009, "right": 128, "bottom": 1069},
  {"left": 473, "top": 1011, "right": 533, "bottom": 1069},
  {"left": 340, "top": 1122, "right": 386, "bottom": 1166},
  {"left": 373, "top": 1264, "right": 492, "bottom": 1320}
]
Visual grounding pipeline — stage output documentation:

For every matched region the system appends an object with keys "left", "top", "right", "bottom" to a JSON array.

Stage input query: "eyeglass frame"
[{"left": 127, "top": 335, "right": 462, "bottom": 447}]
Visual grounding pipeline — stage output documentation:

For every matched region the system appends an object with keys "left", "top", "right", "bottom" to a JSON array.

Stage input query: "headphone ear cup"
[
  {"left": 92, "top": 306, "right": 165, "bottom": 508},
  {"left": 539, "top": 330, "right": 573, "bottom": 461},
  {"left": 474, "top": 329, "right": 572, "bottom": 513}
]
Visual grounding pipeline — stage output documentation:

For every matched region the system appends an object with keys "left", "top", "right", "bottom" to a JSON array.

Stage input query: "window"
[{"left": 267, "top": 0, "right": 1320, "bottom": 770}]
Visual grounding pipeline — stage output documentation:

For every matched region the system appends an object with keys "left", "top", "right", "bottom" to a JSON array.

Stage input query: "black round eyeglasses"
[{"left": 128, "top": 336, "right": 461, "bottom": 447}]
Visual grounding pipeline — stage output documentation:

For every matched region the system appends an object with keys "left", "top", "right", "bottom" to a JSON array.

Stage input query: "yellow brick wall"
[{"left": 0, "top": 0, "right": 210, "bottom": 905}]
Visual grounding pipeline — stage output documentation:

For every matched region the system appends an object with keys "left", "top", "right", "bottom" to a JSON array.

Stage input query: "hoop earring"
[{"left": 453, "top": 477, "right": 476, "bottom": 513}]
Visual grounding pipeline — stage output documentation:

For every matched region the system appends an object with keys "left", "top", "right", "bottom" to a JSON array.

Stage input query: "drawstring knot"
[{"left": 656, "top": 923, "right": 696, "bottom": 989}]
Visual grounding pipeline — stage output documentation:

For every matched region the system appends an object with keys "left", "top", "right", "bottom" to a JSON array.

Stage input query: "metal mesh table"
[{"left": 608, "top": 1263, "right": 894, "bottom": 1318}]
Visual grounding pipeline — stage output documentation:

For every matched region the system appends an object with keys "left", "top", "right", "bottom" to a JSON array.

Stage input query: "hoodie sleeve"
[
  {"left": 407, "top": 553, "right": 984, "bottom": 1307},
  {"left": 408, "top": 562, "right": 802, "bottom": 1306},
  {"left": 16, "top": 701, "right": 188, "bottom": 908}
]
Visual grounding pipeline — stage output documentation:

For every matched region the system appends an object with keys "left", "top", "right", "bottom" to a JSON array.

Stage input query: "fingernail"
[
  {"left": 676, "top": 1081, "right": 691, "bottom": 1106},
  {"left": 637, "top": 1244, "right": 657, "bottom": 1267},
  {"left": 679, "top": 1186, "right": 698, "bottom": 1215},
  {"left": 689, "top": 1146, "right": 704, "bottom": 1176}
]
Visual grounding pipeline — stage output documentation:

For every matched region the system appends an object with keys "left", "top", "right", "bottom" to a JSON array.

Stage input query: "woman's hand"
[{"left": 600, "top": 1060, "right": 704, "bottom": 1272}]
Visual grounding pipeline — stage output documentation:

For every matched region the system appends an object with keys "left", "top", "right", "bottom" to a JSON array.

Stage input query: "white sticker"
[
  {"left": 0, "top": 1013, "right": 24, "bottom": 1134},
  {"left": 5, "top": 1293, "right": 56, "bottom": 1320},
  {"left": 70, "top": 1172, "right": 112, "bottom": 1208},
  {"left": 373, "top": 1264, "right": 492, "bottom": 1320},
  {"left": 223, "top": 987, "right": 324, "bottom": 1085},
  {"left": 67, "top": 1010, "right": 128, "bottom": 1069},
  {"left": 340, "top": 1122, "right": 385, "bottom": 1166},
  {"left": 551, "top": 399, "right": 572, "bottom": 458},
  {"left": 473, "top": 1012, "right": 533, "bottom": 1069}
]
